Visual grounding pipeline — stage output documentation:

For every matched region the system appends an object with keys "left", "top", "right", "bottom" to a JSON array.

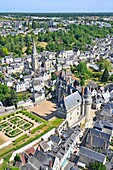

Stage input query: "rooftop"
[{"left": 79, "top": 146, "right": 106, "bottom": 163}]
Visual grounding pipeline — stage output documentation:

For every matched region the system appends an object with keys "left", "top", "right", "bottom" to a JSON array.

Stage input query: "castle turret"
[
  {"left": 31, "top": 42, "right": 38, "bottom": 71},
  {"left": 84, "top": 86, "right": 92, "bottom": 125}
]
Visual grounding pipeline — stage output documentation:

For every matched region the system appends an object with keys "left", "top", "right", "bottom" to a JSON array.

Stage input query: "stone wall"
[{"left": 9, "top": 128, "right": 55, "bottom": 162}]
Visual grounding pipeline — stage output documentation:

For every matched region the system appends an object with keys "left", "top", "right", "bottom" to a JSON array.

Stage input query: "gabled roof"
[
  {"left": 89, "top": 128, "right": 110, "bottom": 141},
  {"left": 94, "top": 120, "right": 113, "bottom": 130},
  {"left": 87, "top": 134, "right": 105, "bottom": 148},
  {"left": 50, "top": 135, "right": 61, "bottom": 144},
  {"left": 20, "top": 153, "right": 26, "bottom": 165},
  {"left": 88, "top": 81, "right": 99, "bottom": 89},
  {"left": 79, "top": 146, "right": 106, "bottom": 163},
  {"left": 64, "top": 91, "right": 82, "bottom": 111},
  {"left": 25, "top": 147, "right": 35, "bottom": 156},
  {"left": 39, "top": 141, "right": 50, "bottom": 151}
]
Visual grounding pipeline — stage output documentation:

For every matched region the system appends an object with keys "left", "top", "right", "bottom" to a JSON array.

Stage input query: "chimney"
[
  {"left": 89, "top": 86, "right": 92, "bottom": 92},
  {"left": 82, "top": 87, "right": 84, "bottom": 96},
  {"left": 90, "top": 135, "right": 92, "bottom": 145},
  {"left": 103, "top": 141, "right": 107, "bottom": 151},
  {"left": 37, "top": 145, "right": 40, "bottom": 150},
  {"left": 63, "top": 93, "right": 66, "bottom": 99},
  {"left": 49, "top": 160, "right": 53, "bottom": 168}
]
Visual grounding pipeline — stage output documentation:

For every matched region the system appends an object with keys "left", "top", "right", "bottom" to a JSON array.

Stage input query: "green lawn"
[{"left": 50, "top": 118, "right": 64, "bottom": 127}]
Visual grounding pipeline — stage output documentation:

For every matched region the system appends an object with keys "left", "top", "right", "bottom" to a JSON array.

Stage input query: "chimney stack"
[
  {"left": 49, "top": 160, "right": 53, "bottom": 168},
  {"left": 82, "top": 87, "right": 84, "bottom": 96}
]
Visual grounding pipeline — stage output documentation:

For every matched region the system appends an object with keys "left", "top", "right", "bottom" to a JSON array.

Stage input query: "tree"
[
  {"left": 89, "top": 161, "right": 106, "bottom": 170},
  {"left": 10, "top": 89, "right": 18, "bottom": 107},
  {"left": 0, "top": 84, "right": 10, "bottom": 103},
  {"left": 0, "top": 72, "right": 4, "bottom": 80},
  {"left": 51, "top": 72, "right": 57, "bottom": 80},
  {"left": 109, "top": 74, "right": 113, "bottom": 81},
  {"left": 80, "top": 77, "right": 85, "bottom": 86},
  {"left": 2, "top": 47, "right": 9, "bottom": 56},
  {"left": 99, "top": 59, "right": 112, "bottom": 71},
  {"left": 14, "top": 154, "right": 21, "bottom": 162},
  {"left": 76, "top": 62, "right": 88, "bottom": 75},
  {"left": 99, "top": 63, "right": 103, "bottom": 71},
  {"left": 101, "top": 68, "right": 109, "bottom": 82},
  {"left": 32, "top": 21, "right": 38, "bottom": 30}
]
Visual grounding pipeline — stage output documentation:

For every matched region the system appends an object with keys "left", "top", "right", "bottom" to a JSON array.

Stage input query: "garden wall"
[{"left": 9, "top": 128, "right": 55, "bottom": 162}]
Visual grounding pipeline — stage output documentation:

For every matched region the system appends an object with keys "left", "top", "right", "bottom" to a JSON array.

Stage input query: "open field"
[
  {"left": 0, "top": 17, "right": 9, "bottom": 21},
  {"left": 38, "top": 42, "right": 47, "bottom": 48}
]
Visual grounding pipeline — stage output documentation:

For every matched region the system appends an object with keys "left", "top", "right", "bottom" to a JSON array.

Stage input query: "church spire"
[
  {"left": 31, "top": 41, "right": 38, "bottom": 71},
  {"left": 33, "top": 41, "right": 37, "bottom": 55}
]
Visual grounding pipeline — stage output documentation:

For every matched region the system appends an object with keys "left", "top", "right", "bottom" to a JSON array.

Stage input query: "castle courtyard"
[{"left": 27, "top": 100, "right": 57, "bottom": 120}]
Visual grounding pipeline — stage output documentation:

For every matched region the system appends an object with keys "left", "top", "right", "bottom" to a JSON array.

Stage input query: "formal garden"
[
  {"left": 0, "top": 110, "right": 64, "bottom": 163},
  {"left": 0, "top": 112, "right": 41, "bottom": 138}
]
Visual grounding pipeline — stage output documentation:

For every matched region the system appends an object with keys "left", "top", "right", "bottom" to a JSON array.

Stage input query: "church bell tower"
[{"left": 31, "top": 42, "right": 38, "bottom": 71}]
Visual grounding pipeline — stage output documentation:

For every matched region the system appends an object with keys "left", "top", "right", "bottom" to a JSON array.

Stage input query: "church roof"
[
  {"left": 79, "top": 146, "right": 106, "bottom": 163},
  {"left": 33, "top": 42, "right": 37, "bottom": 55}
]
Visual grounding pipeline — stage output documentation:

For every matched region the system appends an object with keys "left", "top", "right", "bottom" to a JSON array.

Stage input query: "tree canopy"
[
  {"left": 101, "top": 68, "right": 109, "bottom": 82},
  {"left": 1, "top": 23, "right": 113, "bottom": 57},
  {"left": 0, "top": 84, "right": 18, "bottom": 107},
  {"left": 99, "top": 59, "right": 112, "bottom": 71},
  {"left": 89, "top": 161, "right": 106, "bottom": 170}
]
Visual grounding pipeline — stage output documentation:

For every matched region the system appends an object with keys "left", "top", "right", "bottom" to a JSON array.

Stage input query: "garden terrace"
[{"left": 0, "top": 110, "right": 64, "bottom": 161}]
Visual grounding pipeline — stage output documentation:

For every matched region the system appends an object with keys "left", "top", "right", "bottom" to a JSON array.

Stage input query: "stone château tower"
[
  {"left": 84, "top": 86, "right": 92, "bottom": 125},
  {"left": 31, "top": 42, "right": 38, "bottom": 71}
]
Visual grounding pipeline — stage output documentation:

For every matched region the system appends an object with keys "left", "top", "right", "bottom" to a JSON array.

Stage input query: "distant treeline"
[{"left": 0, "top": 12, "right": 113, "bottom": 17}]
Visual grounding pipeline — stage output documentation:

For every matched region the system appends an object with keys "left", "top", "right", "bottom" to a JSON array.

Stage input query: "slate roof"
[
  {"left": 88, "top": 81, "right": 99, "bottom": 89},
  {"left": 33, "top": 42, "right": 37, "bottom": 55},
  {"left": 29, "top": 150, "right": 55, "bottom": 169},
  {"left": 21, "top": 162, "right": 36, "bottom": 170},
  {"left": 62, "top": 128, "right": 74, "bottom": 139},
  {"left": 39, "top": 141, "right": 50, "bottom": 151},
  {"left": 79, "top": 146, "right": 106, "bottom": 163},
  {"left": 84, "top": 86, "right": 91, "bottom": 96},
  {"left": 106, "top": 84, "right": 113, "bottom": 92},
  {"left": 89, "top": 128, "right": 110, "bottom": 141},
  {"left": 50, "top": 135, "right": 61, "bottom": 144},
  {"left": 87, "top": 134, "right": 105, "bottom": 148},
  {"left": 64, "top": 91, "right": 82, "bottom": 111},
  {"left": 104, "top": 103, "right": 113, "bottom": 111},
  {"left": 94, "top": 120, "right": 113, "bottom": 130},
  {"left": 94, "top": 97, "right": 104, "bottom": 104}
]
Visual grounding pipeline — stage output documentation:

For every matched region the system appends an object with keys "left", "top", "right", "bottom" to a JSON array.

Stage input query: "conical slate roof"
[
  {"left": 84, "top": 86, "right": 91, "bottom": 96},
  {"left": 33, "top": 42, "right": 37, "bottom": 55}
]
